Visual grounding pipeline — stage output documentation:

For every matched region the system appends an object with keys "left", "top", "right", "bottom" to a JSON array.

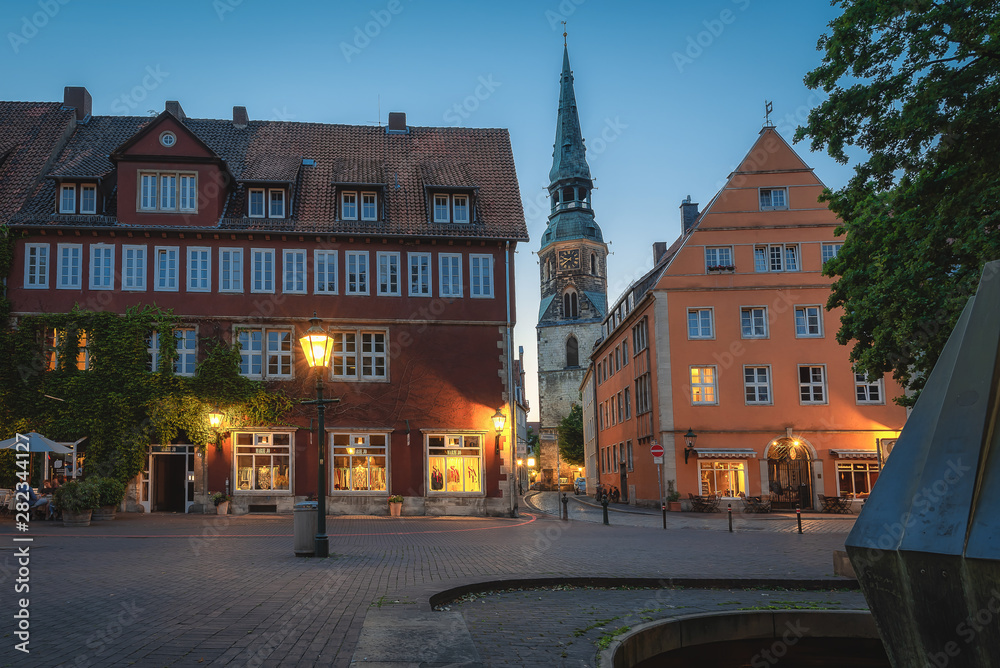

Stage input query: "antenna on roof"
[
  {"left": 378, "top": 94, "right": 381, "bottom": 127},
  {"left": 764, "top": 100, "right": 774, "bottom": 127}
]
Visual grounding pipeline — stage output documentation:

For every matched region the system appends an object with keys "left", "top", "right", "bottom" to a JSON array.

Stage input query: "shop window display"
[
  {"left": 235, "top": 432, "right": 291, "bottom": 492},
  {"left": 699, "top": 460, "right": 746, "bottom": 497},
  {"left": 332, "top": 433, "right": 388, "bottom": 492},
  {"left": 427, "top": 434, "right": 482, "bottom": 493}
]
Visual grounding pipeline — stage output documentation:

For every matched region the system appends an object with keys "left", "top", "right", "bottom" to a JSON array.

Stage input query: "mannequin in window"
[{"left": 431, "top": 465, "right": 444, "bottom": 491}]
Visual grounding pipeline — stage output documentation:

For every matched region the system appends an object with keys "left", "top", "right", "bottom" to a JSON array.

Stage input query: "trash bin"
[{"left": 293, "top": 501, "right": 317, "bottom": 557}]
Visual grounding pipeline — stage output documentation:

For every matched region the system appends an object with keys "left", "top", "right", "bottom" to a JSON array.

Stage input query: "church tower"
[{"left": 536, "top": 42, "right": 608, "bottom": 486}]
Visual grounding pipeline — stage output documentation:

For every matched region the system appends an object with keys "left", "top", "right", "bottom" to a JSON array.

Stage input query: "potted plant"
[
  {"left": 54, "top": 479, "right": 100, "bottom": 527},
  {"left": 91, "top": 477, "right": 127, "bottom": 521},
  {"left": 667, "top": 490, "right": 682, "bottom": 512},
  {"left": 211, "top": 491, "right": 231, "bottom": 515},
  {"left": 388, "top": 494, "right": 403, "bottom": 517}
]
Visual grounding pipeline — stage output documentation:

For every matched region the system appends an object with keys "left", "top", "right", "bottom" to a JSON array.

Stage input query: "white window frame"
[
  {"left": 690, "top": 365, "right": 718, "bottom": 405},
  {"left": 439, "top": 253, "right": 462, "bottom": 298},
  {"left": 140, "top": 173, "right": 158, "bottom": 210},
  {"left": 699, "top": 460, "right": 747, "bottom": 498},
  {"left": 314, "top": 249, "right": 337, "bottom": 294},
  {"left": 798, "top": 364, "right": 828, "bottom": 404},
  {"left": 138, "top": 170, "right": 197, "bottom": 213},
  {"left": 470, "top": 254, "right": 493, "bottom": 298},
  {"left": 186, "top": 246, "right": 211, "bottom": 292},
  {"left": 159, "top": 174, "right": 176, "bottom": 210},
  {"left": 251, "top": 248, "right": 275, "bottom": 294},
  {"left": 743, "top": 365, "right": 772, "bottom": 405},
  {"left": 822, "top": 243, "right": 843, "bottom": 264},
  {"left": 426, "top": 433, "right": 484, "bottom": 495},
  {"left": 452, "top": 194, "right": 470, "bottom": 223},
  {"left": 330, "top": 328, "right": 389, "bottom": 381},
  {"left": 754, "top": 244, "right": 800, "bottom": 273},
  {"left": 236, "top": 327, "right": 294, "bottom": 379},
  {"left": 345, "top": 250, "right": 369, "bottom": 295},
  {"left": 408, "top": 252, "right": 431, "bottom": 297},
  {"left": 24, "top": 243, "right": 49, "bottom": 289},
  {"left": 687, "top": 307, "right": 714, "bottom": 340},
  {"left": 265, "top": 329, "right": 294, "bottom": 378},
  {"left": 740, "top": 306, "right": 768, "bottom": 339},
  {"left": 248, "top": 188, "right": 265, "bottom": 218},
  {"left": 56, "top": 243, "right": 82, "bottom": 289},
  {"left": 122, "top": 244, "right": 147, "bottom": 291},
  {"left": 59, "top": 184, "right": 76, "bottom": 214},
  {"left": 268, "top": 189, "right": 285, "bottom": 219},
  {"left": 174, "top": 327, "right": 198, "bottom": 376},
  {"left": 377, "top": 251, "right": 400, "bottom": 296},
  {"left": 331, "top": 432, "right": 390, "bottom": 493},
  {"left": 855, "top": 372, "right": 885, "bottom": 405},
  {"left": 433, "top": 194, "right": 450, "bottom": 223},
  {"left": 89, "top": 244, "right": 114, "bottom": 290},
  {"left": 794, "top": 305, "right": 823, "bottom": 338},
  {"left": 282, "top": 249, "right": 307, "bottom": 294},
  {"left": 219, "top": 247, "right": 243, "bottom": 293},
  {"left": 361, "top": 191, "right": 378, "bottom": 221},
  {"left": 237, "top": 328, "right": 263, "bottom": 377},
  {"left": 836, "top": 461, "right": 881, "bottom": 497},
  {"left": 179, "top": 175, "right": 196, "bottom": 212},
  {"left": 80, "top": 184, "right": 97, "bottom": 214},
  {"left": 154, "top": 246, "right": 179, "bottom": 292},
  {"left": 233, "top": 431, "right": 293, "bottom": 494},
  {"left": 759, "top": 187, "right": 788, "bottom": 211},
  {"left": 341, "top": 191, "right": 358, "bottom": 220},
  {"left": 704, "top": 246, "right": 733, "bottom": 271}
]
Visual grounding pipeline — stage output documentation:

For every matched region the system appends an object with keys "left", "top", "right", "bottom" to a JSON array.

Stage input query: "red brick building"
[{"left": 3, "top": 88, "right": 528, "bottom": 516}]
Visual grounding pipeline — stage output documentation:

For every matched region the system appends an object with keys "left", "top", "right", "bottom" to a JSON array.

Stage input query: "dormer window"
[
  {"left": 269, "top": 189, "right": 285, "bottom": 218},
  {"left": 139, "top": 171, "right": 197, "bottom": 212},
  {"left": 249, "top": 189, "right": 265, "bottom": 217},
  {"left": 80, "top": 185, "right": 97, "bottom": 214},
  {"left": 431, "top": 193, "right": 473, "bottom": 223},
  {"left": 433, "top": 194, "right": 450, "bottom": 222},
  {"left": 453, "top": 195, "right": 469, "bottom": 223},
  {"left": 58, "top": 183, "right": 99, "bottom": 214},
  {"left": 342, "top": 191, "right": 358, "bottom": 220},
  {"left": 59, "top": 184, "right": 75, "bottom": 213},
  {"left": 361, "top": 192, "right": 377, "bottom": 221}
]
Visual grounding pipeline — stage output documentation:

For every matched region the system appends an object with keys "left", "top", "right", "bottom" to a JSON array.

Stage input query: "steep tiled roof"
[
  {"left": 0, "top": 102, "right": 74, "bottom": 224},
  {"left": 11, "top": 111, "right": 528, "bottom": 241}
]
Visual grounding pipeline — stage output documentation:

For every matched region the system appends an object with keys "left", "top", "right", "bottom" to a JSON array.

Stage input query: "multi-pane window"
[
  {"left": 346, "top": 251, "right": 368, "bottom": 295},
  {"left": 80, "top": 185, "right": 97, "bottom": 214},
  {"left": 234, "top": 432, "right": 291, "bottom": 493},
  {"left": 636, "top": 373, "right": 652, "bottom": 414},
  {"left": 759, "top": 188, "right": 788, "bottom": 210},
  {"left": 187, "top": 247, "right": 210, "bottom": 292},
  {"left": 59, "top": 184, "right": 76, "bottom": 213},
  {"left": 612, "top": 444, "right": 619, "bottom": 472},
  {"left": 331, "top": 331, "right": 356, "bottom": 377},
  {"left": 740, "top": 307, "right": 767, "bottom": 338},
  {"left": 341, "top": 191, "right": 358, "bottom": 220},
  {"left": 700, "top": 461, "right": 746, "bottom": 497},
  {"left": 56, "top": 243, "right": 82, "bottom": 289},
  {"left": 617, "top": 391, "right": 624, "bottom": 423},
  {"left": 361, "top": 192, "right": 378, "bottom": 221},
  {"left": 794, "top": 306, "right": 823, "bottom": 337},
  {"left": 332, "top": 433, "right": 388, "bottom": 492},
  {"left": 452, "top": 195, "right": 470, "bottom": 223},
  {"left": 754, "top": 244, "right": 799, "bottom": 272},
  {"left": 433, "top": 194, "right": 450, "bottom": 222},
  {"left": 439, "top": 254, "right": 462, "bottom": 297},
  {"left": 822, "top": 243, "right": 843, "bottom": 264},
  {"left": 155, "top": 246, "right": 179, "bottom": 291},
  {"left": 633, "top": 317, "right": 648, "bottom": 352},
  {"left": 377, "top": 252, "right": 400, "bottom": 296},
  {"left": 25, "top": 243, "right": 49, "bottom": 288},
  {"left": 427, "top": 434, "right": 482, "bottom": 494},
  {"left": 622, "top": 341, "right": 629, "bottom": 366},
  {"left": 855, "top": 372, "right": 884, "bottom": 404},
  {"left": 140, "top": 174, "right": 157, "bottom": 210},
  {"left": 409, "top": 252, "right": 431, "bottom": 296},
  {"left": 331, "top": 329, "right": 389, "bottom": 380},
  {"left": 160, "top": 175, "right": 176, "bottom": 210},
  {"left": 470, "top": 254, "right": 493, "bottom": 298},
  {"left": 179, "top": 176, "right": 196, "bottom": 212},
  {"left": 282, "top": 250, "right": 306, "bottom": 294},
  {"left": 269, "top": 190, "right": 285, "bottom": 218},
  {"left": 687, "top": 308, "right": 713, "bottom": 339},
  {"left": 122, "top": 245, "right": 147, "bottom": 291},
  {"left": 248, "top": 189, "right": 265, "bottom": 217},
  {"left": 704, "top": 246, "right": 733, "bottom": 271},
  {"left": 837, "top": 461, "right": 880, "bottom": 496},
  {"left": 174, "top": 328, "right": 197, "bottom": 376},
  {"left": 237, "top": 328, "right": 292, "bottom": 378},
  {"left": 90, "top": 245, "right": 114, "bottom": 290},
  {"left": 266, "top": 330, "right": 293, "bottom": 377},
  {"left": 251, "top": 249, "right": 275, "bottom": 293},
  {"left": 744, "top": 366, "right": 771, "bottom": 404},
  {"left": 799, "top": 365, "right": 827, "bottom": 403},
  {"left": 690, "top": 366, "right": 717, "bottom": 404},
  {"left": 626, "top": 440, "right": 633, "bottom": 471},
  {"left": 47, "top": 328, "right": 89, "bottom": 371},
  {"left": 623, "top": 387, "right": 631, "bottom": 419},
  {"left": 315, "top": 250, "right": 337, "bottom": 294},
  {"left": 139, "top": 171, "right": 196, "bottom": 212},
  {"left": 360, "top": 332, "right": 387, "bottom": 379},
  {"left": 219, "top": 248, "right": 243, "bottom": 292},
  {"left": 238, "top": 329, "right": 262, "bottom": 376}
]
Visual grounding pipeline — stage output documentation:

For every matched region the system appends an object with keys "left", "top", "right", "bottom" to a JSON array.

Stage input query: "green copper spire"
[{"left": 549, "top": 45, "right": 592, "bottom": 184}]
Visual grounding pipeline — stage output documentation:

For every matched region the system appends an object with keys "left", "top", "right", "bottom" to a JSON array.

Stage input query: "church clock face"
[{"left": 558, "top": 249, "right": 580, "bottom": 270}]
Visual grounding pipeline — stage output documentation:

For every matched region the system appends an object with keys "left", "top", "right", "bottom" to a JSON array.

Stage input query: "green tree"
[
  {"left": 525, "top": 425, "right": 539, "bottom": 463},
  {"left": 557, "top": 403, "right": 584, "bottom": 466},
  {"left": 795, "top": 0, "right": 1000, "bottom": 405}
]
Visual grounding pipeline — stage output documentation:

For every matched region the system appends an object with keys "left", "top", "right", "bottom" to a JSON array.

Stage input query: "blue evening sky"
[{"left": 1, "top": 0, "right": 855, "bottom": 420}]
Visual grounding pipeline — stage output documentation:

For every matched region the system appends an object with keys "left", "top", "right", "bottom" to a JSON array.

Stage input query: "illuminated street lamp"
[
  {"left": 683, "top": 428, "right": 698, "bottom": 464},
  {"left": 207, "top": 408, "right": 223, "bottom": 429},
  {"left": 492, "top": 408, "right": 506, "bottom": 455},
  {"left": 298, "top": 314, "right": 339, "bottom": 558}
]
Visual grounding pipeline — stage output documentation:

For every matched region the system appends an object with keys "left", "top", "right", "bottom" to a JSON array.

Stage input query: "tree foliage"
[
  {"left": 557, "top": 403, "right": 584, "bottom": 465},
  {"left": 795, "top": 0, "right": 1000, "bottom": 404}
]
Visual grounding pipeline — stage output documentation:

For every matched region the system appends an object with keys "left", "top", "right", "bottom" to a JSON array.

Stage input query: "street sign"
[
  {"left": 650, "top": 443, "right": 664, "bottom": 458},
  {"left": 653, "top": 456, "right": 663, "bottom": 464}
]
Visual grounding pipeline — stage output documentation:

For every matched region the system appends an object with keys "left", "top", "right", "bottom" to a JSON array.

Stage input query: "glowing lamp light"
[
  {"left": 516, "top": 458, "right": 524, "bottom": 466},
  {"left": 208, "top": 408, "right": 223, "bottom": 428},
  {"left": 299, "top": 314, "right": 333, "bottom": 368},
  {"left": 492, "top": 408, "right": 506, "bottom": 434},
  {"left": 527, "top": 457, "right": 536, "bottom": 467}
]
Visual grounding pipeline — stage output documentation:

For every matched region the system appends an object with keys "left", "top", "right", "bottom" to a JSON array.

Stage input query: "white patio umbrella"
[{"left": 0, "top": 432, "right": 74, "bottom": 453}]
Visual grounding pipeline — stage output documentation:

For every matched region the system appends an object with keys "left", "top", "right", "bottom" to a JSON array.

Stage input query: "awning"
[
  {"left": 831, "top": 449, "right": 879, "bottom": 459},
  {"left": 694, "top": 448, "right": 757, "bottom": 459}
]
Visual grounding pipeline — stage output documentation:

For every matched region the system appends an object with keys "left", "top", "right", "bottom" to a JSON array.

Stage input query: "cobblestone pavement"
[
  {"left": 1, "top": 510, "right": 855, "bottom": 667},
  {"left": 450, "top": 586, "right": 869, "bottom": 667},
  {"left": 526, "top": 491, "right": 858, "bottom": 534}
]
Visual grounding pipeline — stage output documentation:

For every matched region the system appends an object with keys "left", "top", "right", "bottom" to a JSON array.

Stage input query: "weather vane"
[
  {"left": 562, "top": 21, "right": 567, "bottom": 47},
  {"left": 764, "top": 100, "right": 774, "bottom": 127}
]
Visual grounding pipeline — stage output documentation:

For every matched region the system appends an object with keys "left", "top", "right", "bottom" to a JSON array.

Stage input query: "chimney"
[
  {"left": 680, "top": 195, "right": 699, "bottom": 233},
  {"left": 653, "top": 242, "right": 668, "bottom": 264},
  {"left": 62, "top": 86, "right": 92, "bottom": 121},
  {"left": 387, "top": 112, "right": 408, "bottom": 134},
  {"left": 232, "top": 106, "right": 249, "bottom": 128},
  {"left": 164, "top": 100, "right": 186, "bottom": 120}
]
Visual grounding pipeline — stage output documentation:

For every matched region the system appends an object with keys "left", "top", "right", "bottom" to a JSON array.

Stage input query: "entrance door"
[
  {"left": 152, "top": 455, "right": 186, "bottom": 512},
  {"left": 768, "top": 441, "right": 812, "bottom": 510}
]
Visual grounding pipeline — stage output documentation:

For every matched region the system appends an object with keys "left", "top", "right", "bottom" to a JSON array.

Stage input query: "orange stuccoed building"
[{"left": 586, "top": 126, "right": 907, "bottom": 511}]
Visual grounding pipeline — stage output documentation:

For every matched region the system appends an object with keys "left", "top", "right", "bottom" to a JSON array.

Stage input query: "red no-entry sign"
[{"left": 650, "top": 443, "right": 664, "bottom": 457}]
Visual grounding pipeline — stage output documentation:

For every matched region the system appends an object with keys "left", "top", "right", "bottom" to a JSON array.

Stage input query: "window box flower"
[{"left": 707, "top": 265, "right": 736, "bottom": 273}]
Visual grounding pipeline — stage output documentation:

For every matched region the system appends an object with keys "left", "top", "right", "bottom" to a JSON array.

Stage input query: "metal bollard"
[
  {"left": 661, "top": 503, "right": 667, "bottom": 530},
  {"left": 796, "top": 504, "right": 803, "bottom": 534},
  {"left": 728, "top": 503, "right": 733, "bottom": 532},
  {"left": 601, "top": 495, "right": 610, "bottom": 525},
  {"left": 561, "top": 493, "right": 569, "bottom": 521}
]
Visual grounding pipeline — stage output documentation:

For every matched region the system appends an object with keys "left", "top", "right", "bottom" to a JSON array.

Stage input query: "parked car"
[{"left": 573, "top": 478, "right": 586, "bottom": 495}]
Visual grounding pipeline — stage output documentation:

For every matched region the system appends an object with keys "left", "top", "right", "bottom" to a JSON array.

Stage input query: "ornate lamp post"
[
  {"left": 492, "top": 408, "right": 506, "bottom": 455},
  {"left": 683, "top": 428, "right": 698, "bottom": 464},
  {"left": 298, "top": 314, "right": 338, "bottom": 558}
]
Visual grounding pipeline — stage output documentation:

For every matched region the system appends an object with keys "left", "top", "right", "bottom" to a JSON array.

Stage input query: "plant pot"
[
  {"left": 216, "top": 501, "right": 229, "bottom": 515},
  {"left": 62, "top": 510, "right": 92, "bottom": 527},
  {"left": 388, "top": 501, "right": 402, "bottom": 517},
  {"left": 668, "top": 501, "right": 683, "bottom": 512},
  {"left": 92, "top": 505, "right": 117, "bottom": 521}
]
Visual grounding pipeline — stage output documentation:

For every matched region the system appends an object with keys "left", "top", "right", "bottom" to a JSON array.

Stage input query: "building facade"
[
  {"left": 536, "top": 46, "right": 608, "bottom": 488},
  {"left": 3, "top": 88, "right": 528, "bottom": 516},
  {"left": 589, "top": 126, "right": 907, "bottom": 510}
]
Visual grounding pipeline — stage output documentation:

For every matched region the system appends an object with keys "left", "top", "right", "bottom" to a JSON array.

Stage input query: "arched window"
[
  {"left": 591, "top": 253, "right": 597, "bottom": 275},
  {"left": 566, "top": 336, "right": 579, "bottom": 367},
  {"left": 563, "top": 186, "right": 574, "bottom": 203},
  {"left": 563, "top": 289, "right": 578, "bottom": 319}
]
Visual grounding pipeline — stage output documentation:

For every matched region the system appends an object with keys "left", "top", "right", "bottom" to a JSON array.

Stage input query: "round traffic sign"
[{"left": 650, "top": 443, "right": 664, "bottom": 457}]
